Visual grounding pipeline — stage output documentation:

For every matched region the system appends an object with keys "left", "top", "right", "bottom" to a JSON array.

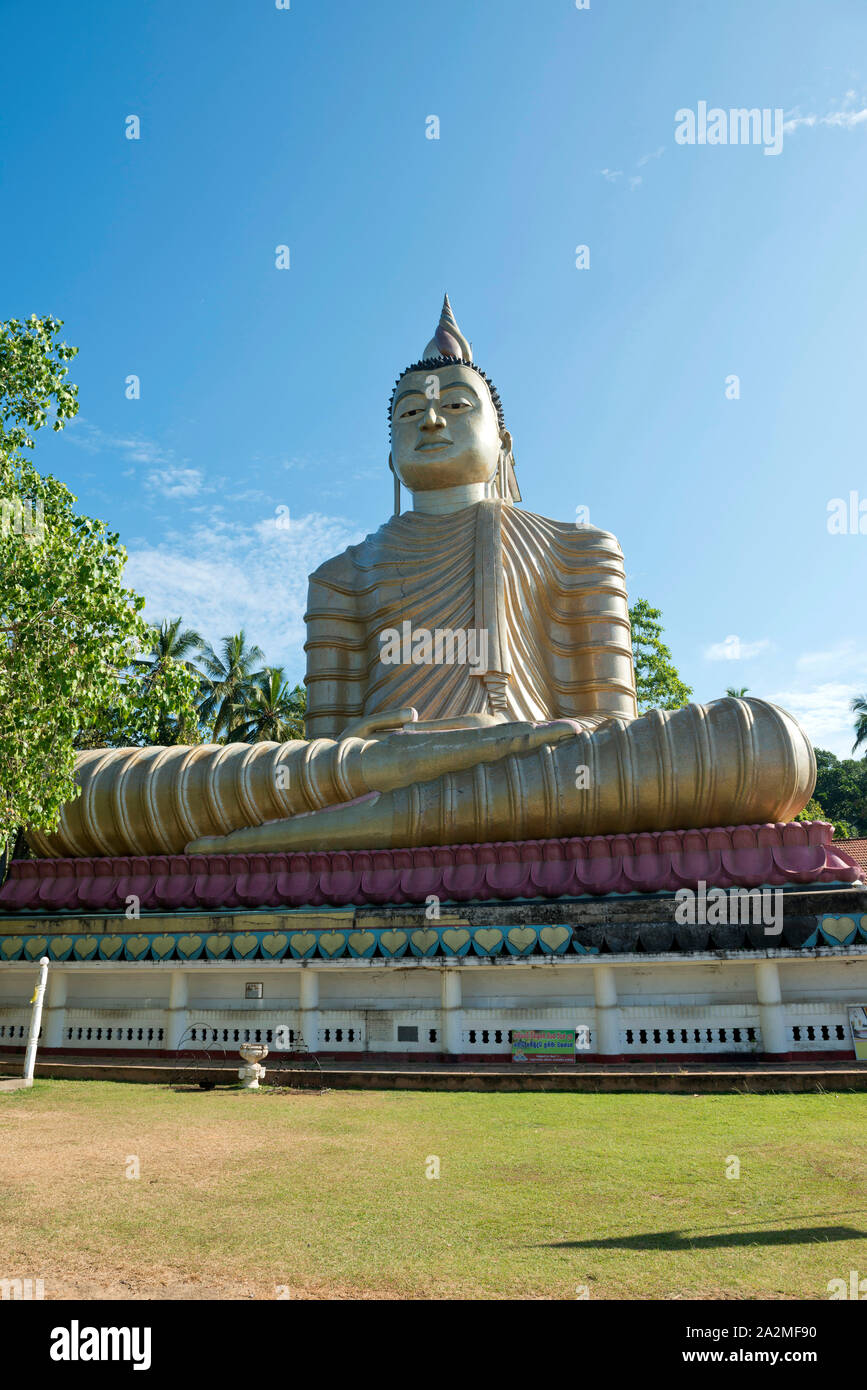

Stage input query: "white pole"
[{"left": 23, "top": 956, "right": 49, "bottom": 1085}]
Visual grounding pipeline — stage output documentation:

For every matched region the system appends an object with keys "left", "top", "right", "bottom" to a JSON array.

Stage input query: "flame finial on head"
[{"left": 423, "top": 293, "right": 473, "bottom": 362}]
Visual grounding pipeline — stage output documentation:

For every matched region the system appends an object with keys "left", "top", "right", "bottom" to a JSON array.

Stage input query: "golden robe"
[{"left": 305, "top": 501, "right": 638, "bottom": 733}]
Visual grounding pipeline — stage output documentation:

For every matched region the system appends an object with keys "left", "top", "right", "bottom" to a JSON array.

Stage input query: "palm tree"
[
  {"left": 197, "top": 629, "right": 265, "bottom": 740},
  {"left": 726, "top": 687, "right": 750, "bottom": 698},
  {"left": 224, "top": 669, "right": 306, "bottom": 743},
  {"left": 852, "top": 695, "right": 867, "bottom": 755},
  {"left": 133, "top": 617, "right": 205, "bottom": 679},
  {"left": 132, "top": 617, "right": 205, "bottom": 744}
]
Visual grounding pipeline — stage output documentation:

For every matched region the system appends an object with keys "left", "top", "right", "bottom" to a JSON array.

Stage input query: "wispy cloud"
[
  {"left": 768, "top": 682, "right": 864, "bottom": 757},
  {"left": 795, "top": 640, "right": 861, "bottom": 673},
  {"left": 769, "top": 640, "right": 867, "bottom": 758},
  {"left": 145, "top": 465, "right": 204, "bottom": 499},
  {"left": 601, "top": 146, "right": 664, "bottom": 190},
  {"left": 65, "top": 417, "right": 212, "bottom": 500},
  {"left": 124, "top": 509, "right": 364, "bottom": 680},
  {"left": 784, "top": 91, "right": 867, "bottom": 134},
  {"left": 64, "top": 418, "right": 174, "bottom": 468},
  {"left": 704, "top": 635, "right": 770, "bottom": 661}
]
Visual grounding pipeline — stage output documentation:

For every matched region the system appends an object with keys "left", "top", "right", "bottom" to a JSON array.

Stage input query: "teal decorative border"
[
  {"left": 0, "top": 924, "right": 601, "bottom": 964},
  {"left": 4, "top": 917, "right": 867, "bottom": 964}
]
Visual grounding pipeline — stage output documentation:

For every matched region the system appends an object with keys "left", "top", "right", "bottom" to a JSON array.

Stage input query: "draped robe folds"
[{"left": 304, "top": 500, "right": 639, "bottom": 736}]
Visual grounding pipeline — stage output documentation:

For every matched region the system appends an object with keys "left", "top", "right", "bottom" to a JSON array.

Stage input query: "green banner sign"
[{"left": 511, "top": 1029, "right": 576, "bottom": 1063}]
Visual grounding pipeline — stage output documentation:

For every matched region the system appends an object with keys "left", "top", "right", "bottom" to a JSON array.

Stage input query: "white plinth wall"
[{"left": 1, "top": 947, "right": 865, "bottom": 1061}]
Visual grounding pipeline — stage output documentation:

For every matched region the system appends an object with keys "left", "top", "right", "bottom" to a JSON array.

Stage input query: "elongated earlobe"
[
  {"left": 498, "top": 430, "right": 516, "bottom": 504},
  {"left": 389, "top": 451, "right": 400, "bottom": 515}
]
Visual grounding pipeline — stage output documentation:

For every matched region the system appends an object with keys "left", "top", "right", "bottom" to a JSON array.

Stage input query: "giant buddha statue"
[{"left": 27, "top": 298, "right": 816, "bottom": 860}]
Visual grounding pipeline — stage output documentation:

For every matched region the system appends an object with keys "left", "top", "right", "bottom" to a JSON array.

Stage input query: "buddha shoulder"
[
  {"left": 309, "top": 510, "right": 624, "bottom": 591},
  {"left": 503, "top": 506, "right": 625, "bottom": 557},
  {"left": 307, "top": 515, "right": 404, "bottom": 592}
]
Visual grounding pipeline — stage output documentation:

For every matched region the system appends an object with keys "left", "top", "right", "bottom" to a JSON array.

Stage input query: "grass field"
[{"left": 1, "top": 1080, "right": 866, "bottom": 1300}]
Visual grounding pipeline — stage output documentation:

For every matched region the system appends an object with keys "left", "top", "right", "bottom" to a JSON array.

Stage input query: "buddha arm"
[
  {"left": 183, "top": 698, "right": 815, "bottom": 855},
  {"left": 303, "top": 565, "right": 367, "bottom": 740},
  {"left": 27, "top": 718, "right": 583, "bottom": 859},
  {"left": 547, "top": 527, "right": 638, "bottom": 723}
]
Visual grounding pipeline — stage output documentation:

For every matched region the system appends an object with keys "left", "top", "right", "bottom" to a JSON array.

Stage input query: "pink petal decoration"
[
  {"left": 1, "top": 822, "right": 860, "bottom": 914},
  {"left": 529, "top": 858, "right": 577, "bottom": 897},
  {"left": 486, "top": 860, "right": 533, "bottom": 897},
  {"left": 442, "top": 862, "right": 488, "bottom": 899},
  {"left": 719, "top": 848, "right": 775, "bottom": 887}
]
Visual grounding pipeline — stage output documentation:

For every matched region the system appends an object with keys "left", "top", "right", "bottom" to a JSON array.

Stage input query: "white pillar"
[
  {"left": 299, "top": 968, "right": 319, "bottom": 1054},
  {"left": 23, "top": 957, "right": 50, "bottom": 1083},
  {"left": 755, "top": 959, "right": 787, "bottom": 1056},
  {"left": 593, "top": 964, "right": 621, "bottom": 1058},
  {"left": 167, "top": 970, "right": 189, "bottom": 1052},
  {"left": 440, "top": 968, "right": 463, "bottom": 1058},
  {"left": 42, "top": 968, "right": 67, "bottom": 1050}
]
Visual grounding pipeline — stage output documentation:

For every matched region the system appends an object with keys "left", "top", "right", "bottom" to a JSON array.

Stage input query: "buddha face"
[{"left": 390, "top": 363, "right": 510, "bottom": 493}]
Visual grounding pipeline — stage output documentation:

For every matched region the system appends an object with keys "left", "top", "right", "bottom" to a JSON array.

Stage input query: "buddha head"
[{"left": 389, "top": 296, "right": 519, "bottom": 506}]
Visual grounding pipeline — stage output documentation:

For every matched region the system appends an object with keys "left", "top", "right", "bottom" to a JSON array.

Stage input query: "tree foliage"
[
  {"left": 797, "top": 748, "right": 867, "bottom": 839},
  {"left": 197, "top": 630, "right": 266, "bottom": 738},
  {"left": 628, "top": 598, "right": 693, "bottom": 713},
  {"left": 75, "top": 619, "right": 201, "bottom": 750},
  {"left": 224, "top": 668, "right": 307, "bottom": 742},
  {"left": 0, "top": 317, "right": 197, "bottom": 848}
]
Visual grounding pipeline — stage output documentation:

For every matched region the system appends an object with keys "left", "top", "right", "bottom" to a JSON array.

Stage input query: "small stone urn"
[{"left": 238, "top": 1043, "right": 269, "bottom": 1090}]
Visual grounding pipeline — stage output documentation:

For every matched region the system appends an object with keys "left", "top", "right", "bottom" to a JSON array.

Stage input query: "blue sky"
[{"left": 3, "top": 0, "right": 866, "bottom": 756}]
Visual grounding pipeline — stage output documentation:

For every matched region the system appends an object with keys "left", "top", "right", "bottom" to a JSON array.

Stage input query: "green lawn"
[{"left": 1, "top": 1081, "right": 865, "bottom": 1299}]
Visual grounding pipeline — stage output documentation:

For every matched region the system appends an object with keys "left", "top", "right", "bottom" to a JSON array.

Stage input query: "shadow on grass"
[{"left": 540, "top": 1225, "right": 866, "bottom": 1251}]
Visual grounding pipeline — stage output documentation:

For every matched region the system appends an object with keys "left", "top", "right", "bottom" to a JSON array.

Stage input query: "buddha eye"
[
  {"left": 443, "top": 398, "right": 472, "bottom": 410},
  {"left": 398, "top": 407, "right": 423, "bottom": 419}
]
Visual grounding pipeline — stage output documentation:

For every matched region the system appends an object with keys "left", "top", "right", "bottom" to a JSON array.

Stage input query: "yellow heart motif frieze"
[
  {"left": 317, "top": 932, "right": 346, "bottom": 957},
  {"left": 348, "top": 931, "right": 376, "bottom": 954},
  {"left": 177, "top": 934, "right": 204, "bottom": 958},
  {"left": 24, "top": 937, "right": 49, "bottom": 959},
  {"left": 288, "top": 932, "right": 316, "bottom": 956},
  {"left": 100, "top": 935, "right": 124, "bottom": 957},
  {"left": 125, "top": 934, "right": 150, "bottom": 959},
  {"left": 473, "top": 928, "right": 503, "bottom": 952},
  {"left": 49, "top": 936, "right": 74, "bottom": 958},
  {"left": 821, "top": 916, "right": 855, "bottom": 943},
  {"left": 507, "top": 927, "right": 537, "bottom": 952},
  {"left": 379, "top": 930, "right": 407, "bottom": 955},
  {"left": 261, "top": 933, "right": 288, "bottom": 956},
  {"left": 411, "top": 929, "right": 439, "bottom": 954},
  {"left": 539, "top": 926, "right": 571, "bottom": 952},
  {"left": 441, "top": 928, "right": 470, "bottom": 953},
  {"left": 206, "top": 934, "right": 231, "bottom": 956},
  {"left": 151, "top": 934, "right": 176, "bottom": 959},
  {"left": 232, "top": 933, "right": 259, "bottom": 957},
  {"left": 1, "top": 937, "right": 23, "bottom": 958},
  {"left": 73, "top": 937, "right": 99, "bottom": 959}
]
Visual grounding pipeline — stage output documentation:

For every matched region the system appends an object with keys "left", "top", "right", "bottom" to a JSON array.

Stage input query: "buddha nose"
[{"left": 420, "top": 404, "right": 446, "bottom": 432}]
